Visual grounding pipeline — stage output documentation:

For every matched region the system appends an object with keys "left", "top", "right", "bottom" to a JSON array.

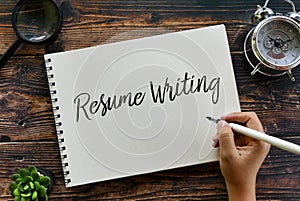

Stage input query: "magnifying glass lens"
[
  {"left": 0, "top": 0, "right": 61, "bottom": 68},
  {"left": 15, "top": 0, "right": 60, "bottom": 42}
]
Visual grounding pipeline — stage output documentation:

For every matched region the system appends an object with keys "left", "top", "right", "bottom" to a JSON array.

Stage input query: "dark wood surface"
[{"left": 0, "top": 0, "right": 300, "bottom": 200}]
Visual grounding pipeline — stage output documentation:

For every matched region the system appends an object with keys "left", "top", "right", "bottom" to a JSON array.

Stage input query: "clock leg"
[
  {"left": 286, "top": 69, "right": 295, "bottom": 81},
  {"left": 251, "top": 63, "right": 262, "bottom": 75}
]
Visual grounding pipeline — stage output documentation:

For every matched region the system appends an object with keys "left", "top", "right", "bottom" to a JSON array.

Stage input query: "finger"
[
  {"left": 223, "top": 112, "right": 270, "bottom": 148},
  {"left": 217, "top": 120, "right": 237, "bottom": 157},
  {"left": 212, "top": 134, "right": 219, "bottom": 148},
  {"left": 221, "top": 112, "right": 255, "bottom": 124},
  {"left": 222, "top": 112, "right": 263, "bottom": 132}
]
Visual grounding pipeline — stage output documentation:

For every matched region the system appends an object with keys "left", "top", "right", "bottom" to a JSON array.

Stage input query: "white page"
[{"left": 45, "top": 24, "right": 240, "bottom": 187}]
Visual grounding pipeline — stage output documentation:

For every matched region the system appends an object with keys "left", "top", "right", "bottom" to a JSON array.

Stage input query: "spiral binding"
[{"left": 45, "top": 58, "right": 71, "bottom": 186}]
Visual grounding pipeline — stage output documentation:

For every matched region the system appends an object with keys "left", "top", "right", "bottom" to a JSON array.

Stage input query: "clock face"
[{"left": 252, "top": 16, "right": 300, "bottom": 70}]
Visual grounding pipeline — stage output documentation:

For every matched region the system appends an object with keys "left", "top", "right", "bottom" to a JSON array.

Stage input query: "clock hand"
[
  {"left": 283, "top": 38, "right": 294, "bottom": 44},
  {"left": 281, "top": 38, "right": 294, "bottom": 51},
  {"left": 267, "top": 36, "right": 275, "bottom": 42}
]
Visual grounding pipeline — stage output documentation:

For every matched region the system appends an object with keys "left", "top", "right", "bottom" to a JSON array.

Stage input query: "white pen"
[{"left": 206, "top": 116, "right": 300, "bottom": 155}]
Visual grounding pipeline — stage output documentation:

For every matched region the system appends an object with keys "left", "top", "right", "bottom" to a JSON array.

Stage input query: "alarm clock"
[{"left": 244, "top": 0, "right": 300, "bottom": 81}]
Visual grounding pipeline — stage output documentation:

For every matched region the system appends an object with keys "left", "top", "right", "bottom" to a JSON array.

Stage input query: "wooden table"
[{"left": 0, "top": 0, "right": 300, "bottom": 200}]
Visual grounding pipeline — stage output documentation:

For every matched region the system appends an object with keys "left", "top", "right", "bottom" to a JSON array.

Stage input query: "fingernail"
[
  {"left": 212, "top": 134, "right": 218, "bottom": 141},
  {"left": 212, "top": 141, "right": 217, "bottom": 148},
  {"left": 217, "top": 120, "right": 228, "bottom": 128},
  {"left": 217, "top": 120, "right": 228, "bottom": 133},
  {"left": 212, "top": 134, "right": 219, "bottom": 148}
]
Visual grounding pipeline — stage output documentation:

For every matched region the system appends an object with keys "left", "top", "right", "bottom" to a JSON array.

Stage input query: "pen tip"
[{"left": 206, "top": 116, "right": 219, "bottom": 123}]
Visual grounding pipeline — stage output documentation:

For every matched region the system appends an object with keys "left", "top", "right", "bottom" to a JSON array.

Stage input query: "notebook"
[{"left": 44, "top": 24, "right": 240, "bottom": 187}]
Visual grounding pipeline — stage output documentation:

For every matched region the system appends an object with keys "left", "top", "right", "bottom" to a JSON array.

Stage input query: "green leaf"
[
  {"left": 12, "top": 173, "right": 21, "bottom": 181},
  {"left": 19, "top": 169, "right": 28, "bottom": 179},
  {"left": 31, "top": 191, "right": 38, "bottom": 200},
  {"left": 23, "top": 184, "right": 29, "bottom": 191},
  {"left": 21, "top": 192, "right": 32, "bottom": 198},
  {"left": 39, "top": 176, "right": 50, "bottom": 187},
  {"left": 45, "top": 194, "right": 48, "bottom": 201},
  {"left": 16, "top": 177, "right": 24, "bottom": 184},
  {"left": 24, "top": 176, "right": 33, "bottom": 182},
  {"left": 34, "top": 181, "right": 40, "bottom": 191},
  {"left": 9, "top": 182, "right": 18, "bottom": 193},
  {"left": 13, "top": 188, "right": 20, "bottom": 197},
  {"left": 28, "top": 166, "right": 37, "bottom": 174},
  {"left": 14, "top": 197, "right": 21, "bottom": 201},
  {"left": 38, "top": 186, "right": 46, "bottom": 198},
  {"left": 31, "top": 172, "right": 40, "bottom": 181},
  {"left": 20, "top": 197, "right": 31, "bottom": 201},
  {"left": 29, "top": 181, "right": 35, "bottom": 189},
  {"left": 19, "top": 186, "right": 25, "bottom": 193},
  {"left": 17, "top": 181, "right": 25, "bottom": 190}
]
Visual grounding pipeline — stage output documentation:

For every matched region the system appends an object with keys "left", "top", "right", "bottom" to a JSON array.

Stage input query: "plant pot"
[{"left": 36, "top": 167, "right": 55, "bottom": 195}]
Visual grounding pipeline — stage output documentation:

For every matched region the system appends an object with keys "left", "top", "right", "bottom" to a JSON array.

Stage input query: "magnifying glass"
[{"left": 0, "top": 0, "right": 62, "bottom": 68}]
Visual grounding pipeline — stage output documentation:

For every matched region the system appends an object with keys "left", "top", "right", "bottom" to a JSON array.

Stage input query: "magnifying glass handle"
[{"left": 0, "top": 38, "right": 22, "bottom": 69}]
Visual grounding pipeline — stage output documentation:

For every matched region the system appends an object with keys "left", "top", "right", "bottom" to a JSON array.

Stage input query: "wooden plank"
[{"left": 0, "top": 142, "right": 300, "bottom": 199}]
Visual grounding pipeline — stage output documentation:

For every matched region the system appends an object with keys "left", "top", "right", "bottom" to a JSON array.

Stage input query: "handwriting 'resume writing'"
[{"left": 73, "top": 72, "right": 220, "bottom": 122}]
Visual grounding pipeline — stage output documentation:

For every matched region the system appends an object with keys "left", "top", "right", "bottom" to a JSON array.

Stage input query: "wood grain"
[{"left": 0, "top": 0, "right": 300, "bottom": 200}]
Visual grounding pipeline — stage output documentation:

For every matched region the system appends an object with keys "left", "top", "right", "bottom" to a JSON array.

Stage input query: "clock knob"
[{"left": 252, "top": 5, "right": 274, "bottom": 24}]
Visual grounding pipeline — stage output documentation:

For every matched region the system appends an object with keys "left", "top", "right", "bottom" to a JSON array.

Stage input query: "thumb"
[{"left": 217, "top": 120, "right": 237, "bottom": 156}]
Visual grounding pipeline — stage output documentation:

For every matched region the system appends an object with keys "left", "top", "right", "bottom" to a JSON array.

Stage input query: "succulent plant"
[{"left": 9, "top": 165, "right": 51, "bottom": 201}]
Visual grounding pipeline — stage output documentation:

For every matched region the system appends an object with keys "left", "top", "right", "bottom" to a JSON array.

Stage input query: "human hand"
[{"left": 212, "top": 112, "right": 270, "bottom": 201}]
